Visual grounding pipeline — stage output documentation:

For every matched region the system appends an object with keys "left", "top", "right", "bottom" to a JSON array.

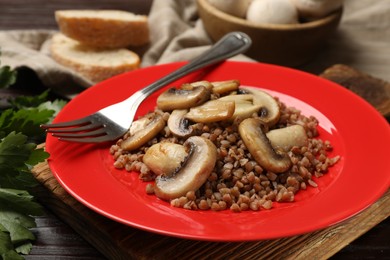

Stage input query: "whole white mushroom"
[
  {"left": 208, "top": 0, "right": 252, "bottom": 18},
  {"left": 291, "top": 0, "right": 344, "bottom": 20},
  {"left": 246, "top": 0, "right": 299, "bottom": 25}
]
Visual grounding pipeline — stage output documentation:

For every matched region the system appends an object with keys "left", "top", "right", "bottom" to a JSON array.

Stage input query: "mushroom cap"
[
  {"left": 167, "top": 109, "right": 194, "bottom": 138},
  {"left": 241, "top": 87, "right": 281, "bottom": 127},
  {"left": 239, "top": 117, "right": 292, "bottom": 173},
  {"left": 153, "top": 136, "right": 217, "bottom": 201},
  {"left": 156, "top": 86, "right": 211, "bottom": 111},
  {"left": 120, "top": 114, "right": 166, "bottom": 151},
  {"left": 246, "top": 0, "right": 299, "bottom": 25}
]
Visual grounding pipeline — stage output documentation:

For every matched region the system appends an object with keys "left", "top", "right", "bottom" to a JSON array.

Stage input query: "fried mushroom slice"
[
  {"left": 120, "top": 114, "right": 166, "bottom": 151},
  {"left": 219, "top": 94, "right": 261, "bottom": 121},
  {"left": 167, "top": 109, "right": 193, "bottom": 138},
  {"left": 181, "top": 80, "right": 213, "bottom": 91},
  {"left": 266, "top": 125, "right": 308, "bottom": 152},
  {"left": 239, "top": 118, "right": 292, "bottom": 173},
  {"left": 156, "top": 86, "right": 211, "bottom": 111},
  {"left": 154, "top": 136, "right": 217, "bottom": 201},
  {"left": 241, "top": 87, "right": 281, "bottom": 127},
  {"left": 218, "top": 94, "right": 253, "bottom": 102},
  {"left": 211, "top": 80, "right": 240, "bottom": 95},
  {"left": 143, "top": 143, "right": 188, "bottom": 177},
  {"left": 185, "top": 100, "right": 235, "bottom": 123}
]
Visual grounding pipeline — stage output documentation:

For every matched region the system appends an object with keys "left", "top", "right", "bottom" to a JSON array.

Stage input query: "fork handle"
[{"left": 139, "top": 31, "right": 252, "bottom": 98}]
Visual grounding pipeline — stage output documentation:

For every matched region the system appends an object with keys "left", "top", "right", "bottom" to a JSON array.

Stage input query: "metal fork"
[{"left": 41, "top": 31, "right": 252, "bottom": 143}]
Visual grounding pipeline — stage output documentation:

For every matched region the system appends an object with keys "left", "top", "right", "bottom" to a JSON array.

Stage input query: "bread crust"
[
  {"left": 55, "top": 10, "right": 150, "bottom": 48},
  {"left": 50, "top": 33, "right": 140, "bottom": 83}
]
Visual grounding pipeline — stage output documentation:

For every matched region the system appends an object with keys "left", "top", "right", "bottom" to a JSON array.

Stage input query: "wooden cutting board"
[{"left": 31, "top": 64, "right": 390, "bottom": 259}]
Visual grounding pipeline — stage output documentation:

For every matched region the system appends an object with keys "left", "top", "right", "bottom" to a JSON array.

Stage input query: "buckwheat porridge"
[{"left": 109, "top": 79, "right": 340, "bottom": 212}]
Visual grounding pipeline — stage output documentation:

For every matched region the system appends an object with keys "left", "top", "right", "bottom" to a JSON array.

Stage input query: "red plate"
[{"left": 46, "top": 61, "right": 390, "bottom": 241}]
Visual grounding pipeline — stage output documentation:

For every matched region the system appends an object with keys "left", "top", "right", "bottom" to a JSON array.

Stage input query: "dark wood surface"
[
  {"left": 29, "top": 161, "right": 390, "bottom": 260},
  {"left": 1, "top": 1, "right": 389, "bottom": 259},
  {"left": 28, "top": 210, "right": 390, "bottom": 260}
]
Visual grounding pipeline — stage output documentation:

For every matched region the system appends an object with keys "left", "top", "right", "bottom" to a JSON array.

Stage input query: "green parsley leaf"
[
  {"left": 0, "top": 189, "right": 43, "bottom": 219},
  {"left": 0, "top": 66, "right": 17, "bottom": 89},
  {"left": 1, "top": 250, "right": 25, "bottom": 260},
  {"left": 0, "top": 49, "right": 18, "bottom": 89},
  {"left": 0, "top": 108, "right": 54, "bottom": 140},
  {"left": 8, "top": 90, "right": 49, "bottom": 109},
  {"left": 0, "top": 132, "right": 48, "bottom": 189},
  {"left": 25, "top": 147, "right": 49, "bottom": 169},
  {"left": 0, "top": 189, "right": 43, "bottom": 258},
  {"left": 0, "top": 132, "right": 33, "bottom": 169},
  {"left": 37, "top": 99, "right": 67, "bottom": 117},
  {"left": 0, "top": 219, "right": 35, "bottom": 244},
  {"left": 14, "top": 242, "right": 33, "bottom": 255},
  {"left": 0, "top": 50, "right": 67, "bottom": 259},
  {"left": 0, "top": 230, "right": 24, "bottom": 260}
]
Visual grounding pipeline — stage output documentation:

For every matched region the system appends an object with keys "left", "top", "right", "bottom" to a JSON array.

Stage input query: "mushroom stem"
[
  {"left": 239, "top": 118, "right": 292, "bottom": 173},
  {"left": 266, "top": 125, "right": 308, "bottom": 152}
]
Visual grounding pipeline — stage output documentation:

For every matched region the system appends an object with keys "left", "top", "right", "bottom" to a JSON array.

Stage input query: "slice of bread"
[
  {"left": 50, "top": 33, "right": 140, "bottom": 83},
  {"left": 55, "top": 10, "right": 150, "bottom": 48}
]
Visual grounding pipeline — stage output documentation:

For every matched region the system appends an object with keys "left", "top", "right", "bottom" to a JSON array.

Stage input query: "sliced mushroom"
[
  {"left": 219, "top": 94, "right": 261, "bottom": 121},
  {"left": 211, "top": 80, "right": 240, "bottom": 95},
  {"left": 218, "top": 94, "right": 253, "bottom": 103},
  {"left": 143, "top": 142, "right": 188, "bottom": 177},
  {"left": 239, "top": 118, "right": 292, "bottom": 173},
  {"left": 266, "top": 125, "right": 308, "bottom": 152},
  {"left": 128, "top": 116, "right": 150, "bottom": 136},
  {"left": 185, "top": 100, "right": 235, "bottom": 123},
  {"left": 241, "top": 87, "right": 281, "bottom": 127},
  {"left": 167, "top": 109, "right": 193, "bottom": 137},
  {"left": 232, "top": 101, "right": 262, "bottom": 121},
  {"left": 120, "top": 114, "right": 166, "bottom": 151},
  {"left": 156, "top": 86, "right": 211, "bottom": 111},
  {"left": 154, "top": 136, "right": 217, "bottom": 201},
  {"left": 181, "top": 80, "right": 213, "bottom": 91}
]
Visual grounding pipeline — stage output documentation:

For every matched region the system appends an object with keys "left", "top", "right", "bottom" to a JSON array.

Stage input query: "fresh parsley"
[
  {"left": 0, "top": 63, "right": 17, "bottom": 89},
  {"left": 0, "top": 51, "right": 66, "bottom": 259}
]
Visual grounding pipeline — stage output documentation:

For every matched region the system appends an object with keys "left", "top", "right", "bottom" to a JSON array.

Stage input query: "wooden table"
[
  {"left": 26, "top": 173, "right": 390, "bottom": 259},
  {"left": 1, "top": 1, "right": 389, "bottom": 259}
]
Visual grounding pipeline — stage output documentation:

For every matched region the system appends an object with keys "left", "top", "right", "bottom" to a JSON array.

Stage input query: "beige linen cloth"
[{"left": 0, "top": 0, "right": 389, "bottom": 98}]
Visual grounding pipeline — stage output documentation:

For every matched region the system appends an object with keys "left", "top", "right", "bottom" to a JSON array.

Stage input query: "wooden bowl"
[{"left": 197, "top": 0, "right": 343, "bottom": 67}]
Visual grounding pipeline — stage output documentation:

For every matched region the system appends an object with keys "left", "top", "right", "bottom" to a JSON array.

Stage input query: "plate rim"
[{"left": 46, "top": 61, "right": 390, "bottom": 241}]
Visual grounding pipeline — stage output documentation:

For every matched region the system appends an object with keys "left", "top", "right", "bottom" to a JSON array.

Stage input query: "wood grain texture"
[
  {"left": 28, "top": 213, "right": 106, "bottom": 259},
  {"left": 31, "top": 160, "right": 390, "bottom": 260}
]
